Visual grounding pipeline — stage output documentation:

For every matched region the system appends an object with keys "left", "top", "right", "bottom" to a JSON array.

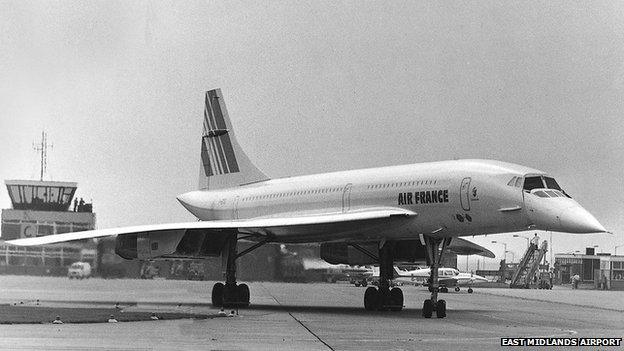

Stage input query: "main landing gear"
[
  {"left": 421, "top": 236, "right": 452, "bottom": 318},
  {"left": 361, "top": 242, "right": 403, "bottom": 311},
  {"left": 211, "top": 234, "right": 266, "bottom": 308}
]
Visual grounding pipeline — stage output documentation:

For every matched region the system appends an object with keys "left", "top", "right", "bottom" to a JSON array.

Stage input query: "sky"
[{"left": 1, "top": 1, "right": 623, "bottom": 270}]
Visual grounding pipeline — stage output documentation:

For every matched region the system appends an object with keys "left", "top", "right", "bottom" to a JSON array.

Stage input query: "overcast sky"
[{"left": 1, "top": 1, "right": 622, "bottom": 269}]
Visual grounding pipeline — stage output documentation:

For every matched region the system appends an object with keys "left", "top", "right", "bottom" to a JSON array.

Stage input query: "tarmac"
[{"left": 0, "top": 275, "right": 622, "bottom": 350}]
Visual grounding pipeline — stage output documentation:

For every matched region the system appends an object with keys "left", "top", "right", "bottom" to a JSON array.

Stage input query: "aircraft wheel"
[
  {"left": 238, "top": 283, "right": 250, "bottom": 307},
  {"left": 364, "top": 287, "right": 378, "bottom": 311},
  {"left": 454, "top": 287, "right": 460, "bottom": 292},
  {"left": 222, "top": 284, "right": 240, "bottom": 307},
  {"left": 376, "top": 288, "right": 390, "bottom": 311},
  {"left": 355, "top": 282, "right": 361, "bottom": 287},
  {"left": 389, "top": 287, "right": 403, "bottom": 311},
  {"left": 467, "top": 288, "right": 473, "bottom": 294},
  {"left": 436, "top": 300, "right": 446, "bottom": 318},
  {"left": 211, "top": 282, "right": 224, "bottom": 307},
  {"left": 440, "top": 287, "right": 448, "bottom": 293},
  {"left": 422, "top": 299, "right": 433, "bottom": 318}
]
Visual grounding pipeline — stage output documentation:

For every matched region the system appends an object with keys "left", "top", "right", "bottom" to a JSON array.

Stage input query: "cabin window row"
[
  {"left": 242, "top": 187, "right": 342, "bottom": 201},
  {"left": 366, "top": 180, "right": 437, "bottom": 190}
]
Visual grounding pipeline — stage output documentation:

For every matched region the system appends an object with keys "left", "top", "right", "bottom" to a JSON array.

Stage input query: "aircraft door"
[
  {"left": 342, "top": 183, "right": 352, "bottom": 213},
  {"left": 460, "top": 177, "right": 471, "bottom": 211}
]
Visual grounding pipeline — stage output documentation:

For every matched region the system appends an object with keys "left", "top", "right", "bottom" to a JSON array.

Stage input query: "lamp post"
[{"left": 491, "top": 241, "right": 507, "bottom": 261}]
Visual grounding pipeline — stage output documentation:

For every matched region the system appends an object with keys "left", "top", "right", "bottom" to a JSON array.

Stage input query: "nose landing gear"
[{"left": 421, "top": 236, "right": 452, "bottom": 318}]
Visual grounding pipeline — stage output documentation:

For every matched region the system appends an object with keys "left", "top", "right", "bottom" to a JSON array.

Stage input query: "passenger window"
[{"left": 523, "top": 176, "right": 545, "bottom": 191}]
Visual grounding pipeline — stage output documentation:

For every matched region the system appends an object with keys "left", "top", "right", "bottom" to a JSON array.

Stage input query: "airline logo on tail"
[{"left": 201, "top": 90, "right": 239, "bottom": 176}]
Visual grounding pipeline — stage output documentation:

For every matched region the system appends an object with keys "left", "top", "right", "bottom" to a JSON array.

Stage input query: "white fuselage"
[{"left": 178, "top": 159, "right": 604, "bottom": 243}]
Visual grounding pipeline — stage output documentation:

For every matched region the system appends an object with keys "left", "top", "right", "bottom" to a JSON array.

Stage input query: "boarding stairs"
[{"left": 510, "top": 241, "right": 548, "bottom": 288}]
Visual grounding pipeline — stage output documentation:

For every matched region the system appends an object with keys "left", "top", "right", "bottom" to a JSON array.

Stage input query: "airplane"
[
  {"left": 7, "top": 88, "right": 607, "bottom": 319},
  {"left": 393, "top": 266, "right": 489, "bottom": 293}
]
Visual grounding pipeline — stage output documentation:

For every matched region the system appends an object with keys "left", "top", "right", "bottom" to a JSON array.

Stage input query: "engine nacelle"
[
  {"left": 115, "top": 229, "right": 231, "bottom": 260},
  {"left": 320, "top": 241, "right": 427, "bottom": 265}
]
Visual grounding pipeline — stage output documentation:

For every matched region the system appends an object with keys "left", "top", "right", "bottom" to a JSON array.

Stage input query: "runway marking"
[
  {"left": 258, "top": 283, "right": 336, "bottom": 351},
  {"left": 288, "top": 312, "right": 336, "bottom": 351}
]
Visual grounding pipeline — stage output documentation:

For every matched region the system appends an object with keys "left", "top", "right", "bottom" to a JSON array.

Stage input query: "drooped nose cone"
[{"left": 559, "top": 206, "right": 606, "bottom": 233}]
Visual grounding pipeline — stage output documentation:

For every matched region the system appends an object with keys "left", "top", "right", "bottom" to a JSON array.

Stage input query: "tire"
[
  {"left": 436, "top": 299, "right": 446, "bottom": 318},
  {"left": 467, "top": 288, "right": 473, "bottom": 294},
  {"left": 389, "top": 288, "right": 404, "bottom": 311},
  {"left": 211, "top": 282, "right": 224, "bottom": 307},
  {"left": 364, "top": 287, "right": 378, "bottom": 311},
  {"left": 238, "top": 283, "right": 250, "bottom": 307},
  {"left": 454, "top": 287, "right": 460, "bottom": 292},
  {"left": 355, "top": 282, "right": 361, "bottom": 287},
  {"left": 422, "top": 299, "right": 433, "bottom": 318}
]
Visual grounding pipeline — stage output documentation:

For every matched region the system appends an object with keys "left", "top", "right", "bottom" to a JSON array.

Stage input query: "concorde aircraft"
[{"left": 8, "top": 89, "right": 606, "bottom": 318}]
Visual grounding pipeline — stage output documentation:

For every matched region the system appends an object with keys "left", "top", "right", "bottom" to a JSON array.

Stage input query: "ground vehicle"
[{"left": 67, "top": 262, "right": 91, "bottom": 279}]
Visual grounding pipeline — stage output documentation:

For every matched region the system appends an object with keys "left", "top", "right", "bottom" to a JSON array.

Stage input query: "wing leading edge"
[{"left": 6, "top": 208, "right": 416, "bottom": 246}]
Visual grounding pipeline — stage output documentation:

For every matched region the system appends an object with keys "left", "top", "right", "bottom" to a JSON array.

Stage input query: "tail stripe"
[
  {"left": 211, "top": 136, "right": 226, "bottom": 174},
  {"left": 208, "top": 91, "right": 239, "bottom": 172},
  {"left": 202, "top": 90, "right": 240, "bottom": 176},
  {"left": 198, "top": 88, "right": 268, "bottom": 190},
  {"left": 200, "top": 137, "right": 213, "bottom": 176}
]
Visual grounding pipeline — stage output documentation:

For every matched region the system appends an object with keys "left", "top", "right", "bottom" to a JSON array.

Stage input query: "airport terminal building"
[{"left": 555, "top": 248, "right": 624, "bottom": 290}]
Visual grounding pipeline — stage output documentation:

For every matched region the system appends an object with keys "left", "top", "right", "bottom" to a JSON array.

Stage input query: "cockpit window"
[
  {"left": 523, "top": 176, "right": 545, "bottom": 191},
  {"left": 514, "top": 177, "right": 523, "bottom": 187},
  {"left": 544, "top": 177, "right": 562, "bottom": 191},
  {"left": 524, "top": 176, "right": 572, "bottom": 198},
  {"left": 507, "top": 177, "right": 517, "bottom": 186},
  {"left": 534, "top": 190, "right": 549, "bottom": 198}
]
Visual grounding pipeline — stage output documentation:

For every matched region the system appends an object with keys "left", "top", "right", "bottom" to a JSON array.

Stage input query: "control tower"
[
  {"left": 0, "top": 132, "right": 97, "bottom": 275},
  {"left": 1, "top": 180, "right": 95, "bottom": 240}
]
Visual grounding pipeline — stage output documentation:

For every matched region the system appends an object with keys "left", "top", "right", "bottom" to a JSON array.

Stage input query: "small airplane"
[
  {"left": 393, "top": 266, "right": 489, "bottom": 293},
  {"left": 7, "top": 88, "right": 606, "bottom": 319}
]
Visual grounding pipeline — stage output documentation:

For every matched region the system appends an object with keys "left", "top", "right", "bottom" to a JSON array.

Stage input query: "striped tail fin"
[{"left": 199, "top": 89, "right": 268, "bottom": 190}]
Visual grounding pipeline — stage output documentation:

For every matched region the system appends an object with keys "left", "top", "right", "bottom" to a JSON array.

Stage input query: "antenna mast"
[{"left": 33, "top": 131, "right": 52, "bottom": 181}]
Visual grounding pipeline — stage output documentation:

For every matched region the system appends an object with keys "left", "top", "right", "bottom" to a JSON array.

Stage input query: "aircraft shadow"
[{"left": 245, "top": 303, "right": 484, "bottom": 319}]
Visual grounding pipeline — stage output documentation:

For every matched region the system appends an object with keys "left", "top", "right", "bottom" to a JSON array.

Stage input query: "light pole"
[{"left": 491, "top": 241, "right": 507, "bottom": 261}]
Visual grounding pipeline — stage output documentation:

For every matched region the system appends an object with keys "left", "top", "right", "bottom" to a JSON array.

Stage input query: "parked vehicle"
[{"left": 67, "top": 262, "right": 91, "bottom": 279}]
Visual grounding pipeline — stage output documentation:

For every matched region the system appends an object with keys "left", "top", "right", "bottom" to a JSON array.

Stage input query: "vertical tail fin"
[{"left": 199, "top": 89, "right": 268, "bottom": 190}]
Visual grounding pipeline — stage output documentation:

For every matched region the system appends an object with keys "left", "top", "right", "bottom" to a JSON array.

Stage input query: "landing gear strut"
[
  {"left": 422, "top": 236, "right": 452, "bottom": 318},
  {"left": 211, "top": 234, "right": 257, "bottom": 308},
  {"left": 362, "top": 242, "right": 403, "bottom": 311}
]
